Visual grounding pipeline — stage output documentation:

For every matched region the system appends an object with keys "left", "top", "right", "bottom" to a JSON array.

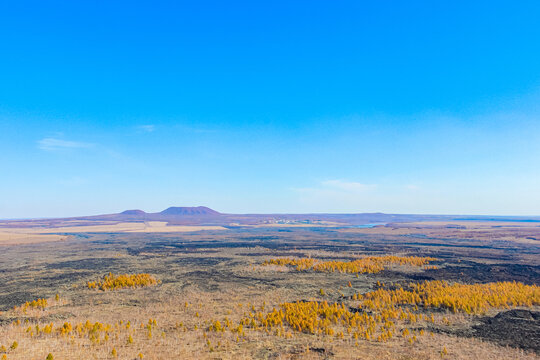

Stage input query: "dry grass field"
[
  {"left": 0, "top": 222, "right": 539, "bottom": 359},
  {"left": 0, "top": 222, "right": 227, "bottom": 246}
]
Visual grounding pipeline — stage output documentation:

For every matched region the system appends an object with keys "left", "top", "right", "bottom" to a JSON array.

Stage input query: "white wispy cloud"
[
  {"left": 321, "top": 179, "right": 376, "bottom": 192},
  {"left": 137, "top": 124, "right": 155, "bottom": 133},
  {"left": 37, "top": 138, "right": 94, "bottom": 151}
]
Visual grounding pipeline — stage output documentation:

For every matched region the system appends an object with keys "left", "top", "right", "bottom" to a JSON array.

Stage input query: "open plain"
[{"left": 0, "top": 214, "right": 539, "bottom": 359}]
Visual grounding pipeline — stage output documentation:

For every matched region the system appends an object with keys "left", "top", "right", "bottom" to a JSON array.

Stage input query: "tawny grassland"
[{"left": 0, "top": 256, "right": 539, "bottom": 359}]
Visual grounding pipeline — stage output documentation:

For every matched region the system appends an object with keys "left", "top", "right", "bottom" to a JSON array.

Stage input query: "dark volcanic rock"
[{"left": 472, "top": 310, "right": 540, "bottom": 353}]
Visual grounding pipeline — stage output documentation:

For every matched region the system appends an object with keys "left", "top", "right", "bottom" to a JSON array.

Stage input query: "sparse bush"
[{"left": 441, "top": 346, "right": 448, "bottom": 356}]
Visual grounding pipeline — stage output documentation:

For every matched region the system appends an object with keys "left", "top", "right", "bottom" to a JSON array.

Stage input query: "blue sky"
[{"left": 1, "top": 1, "right": 540, "bottom": 218}]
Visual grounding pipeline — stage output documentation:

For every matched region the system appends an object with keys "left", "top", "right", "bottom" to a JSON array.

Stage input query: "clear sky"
[{"left": 1, "top": 1, "right": 540, "bottom": 218}]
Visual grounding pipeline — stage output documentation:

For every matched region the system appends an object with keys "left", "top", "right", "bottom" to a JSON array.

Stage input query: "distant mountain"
[
  {"left": 9, "top": 205, "right": 540, "bottom": 228},
  {"left": 159, "top": 206, "right": 221, "bottom": 216},
  {"left": 120, "top": 209, "right": 146, "bottom": 215}
]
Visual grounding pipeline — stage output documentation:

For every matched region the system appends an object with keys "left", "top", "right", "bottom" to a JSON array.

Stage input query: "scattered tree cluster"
[
  {"left": 356, "top": 280, "right": 540, "bottom": 314},
  {"left": 213, "top": 280, "right": 540, "bottom": 345},
  {"left": 231, "top": 299, "right": 433, "bottom": 343},
  {"left": 13, "top": 298, "right": 48, "bottom": 313},
  {"left": 262, "top": 255, "right": 437, "bottom": 274},
  {"left": 87, "top": 273, "right": 158, "bottom": 291},
  {"left": 14, "top": 318, "right": 153, "bottom": 358}
]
